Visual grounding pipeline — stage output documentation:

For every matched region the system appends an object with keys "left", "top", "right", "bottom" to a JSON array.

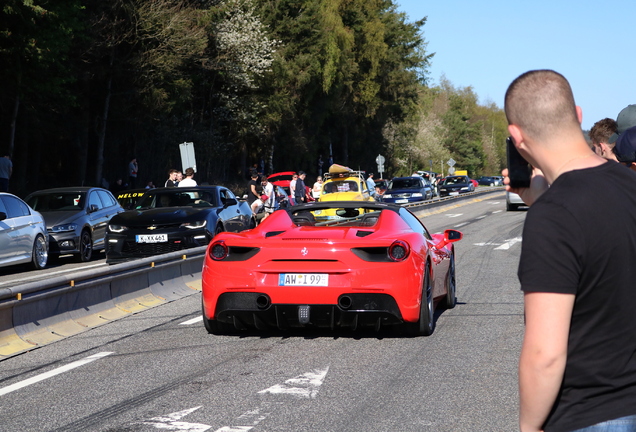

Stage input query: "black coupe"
[{"left": 105, "top": 186, "right": 255, "bottom": 263}]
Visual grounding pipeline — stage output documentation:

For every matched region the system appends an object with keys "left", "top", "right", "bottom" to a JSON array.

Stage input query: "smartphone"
[{"left": 506, "top": 137, "right": 532, "bottom": 188}]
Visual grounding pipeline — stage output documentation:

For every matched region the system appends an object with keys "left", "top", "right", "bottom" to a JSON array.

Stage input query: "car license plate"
[
  {"left": 136, "top": 234, "right": 168, "bottom": 243},
  {"left": 395, "top": 199, "right": 408, "bottom": 204},
  {"left": 450, "top": 192, "right": 459, "bottom": 196},
  {"left": 279, "top": 273, "right": 328, "bottom": 286}
]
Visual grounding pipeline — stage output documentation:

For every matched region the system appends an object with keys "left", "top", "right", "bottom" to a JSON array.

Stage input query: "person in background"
[
  {"left": 589, "top": 118, "right": 619, "bottom": 161},
  {"left": 110, "top": 178, "right": 125, "bottom": 194},
  {"left": 260, "top": 176, "right": 275, "bottom": 221},
  {"left": 145, "top": 181, "right": 156, "bottom": 189},
  {"left": 0, "top": 153, "right": 12, "bottom": 192},
  {"left": 613, "top": 126, "right": 636, "bottom": 172},
  {"left": 366, "top": 173, "right": 376, "bottom": 193},
  {"left": 289, "top": 173, "right": 298, "bottom": 205},
  {"left": 312, "top": 176, "right": 323, "bottom": 200},
  {"left": 606, "top": 104, "right": 636, "bottom": 146},
  {"left": 128, "top": 157, "right": 138, "bottom": 189},
  {"left": 503, "top": 70, "right": 636, "bottom": 432},
  {"left": 247, "top": 172, "right": 260, "bottom": 206},
  {"left": 294, "top": 171, "right": 307, "bottom": 204},
  {"left": 177, "top": 167, "right": 197, "bottom": 187},
  {"left": 165, "top": 169, "right": 178, "bottom": 187},
  {"left": 175, "top": 171, "right": 183, "bottom": 186}
]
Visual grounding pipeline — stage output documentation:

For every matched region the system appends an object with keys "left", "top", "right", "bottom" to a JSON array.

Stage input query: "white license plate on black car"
[
  {"left": 395, "top": 199, "right": 408, "bottom": 204},
  {"left": 450, "top": 191, "right": 459, "bottom": 196},
  {"left": 136, "top": 234, "right": 168, "bottom": 243},
  {"left": 279, "top": 273, "right": 328, "bottom": 286}
]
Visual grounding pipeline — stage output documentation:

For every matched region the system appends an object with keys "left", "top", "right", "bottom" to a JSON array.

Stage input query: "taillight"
[
  {"left": 388, "top": 240, "right": 410, "bottom": 262},
  {"left": 210, "top": 240, "right": 229, "bottom": 261}
]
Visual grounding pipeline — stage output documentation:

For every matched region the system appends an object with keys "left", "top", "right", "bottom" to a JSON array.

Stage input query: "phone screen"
[{"left": 506, "top": 137, "right": 532, "bottom": 188}]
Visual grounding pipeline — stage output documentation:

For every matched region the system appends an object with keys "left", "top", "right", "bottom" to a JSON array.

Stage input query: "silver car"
[
  {"left": 506, "top": 191, "right": 527, "bottom": 211},
  {"left": 26, "top": 187, "right": 124, "bottom": 262},
  {"left": 0, "top": 192, "right": 48, "bottom": 270}
]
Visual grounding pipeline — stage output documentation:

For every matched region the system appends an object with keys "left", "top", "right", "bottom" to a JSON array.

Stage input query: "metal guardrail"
[{"left": 0, "top": 248, "right": 207, "bottom": 360}]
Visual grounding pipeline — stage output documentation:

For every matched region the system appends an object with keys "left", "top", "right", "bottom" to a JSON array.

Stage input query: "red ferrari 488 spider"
[{"left": 201, "top": 201, "right": 462, "bottom": 336}]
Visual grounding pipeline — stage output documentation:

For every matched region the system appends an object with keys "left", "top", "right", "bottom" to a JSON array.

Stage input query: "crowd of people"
[{"left": 503, "top": 70, "right": 636, "bottom": 432}]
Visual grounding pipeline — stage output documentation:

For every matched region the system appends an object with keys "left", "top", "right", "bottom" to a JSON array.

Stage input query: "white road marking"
[
  {"left": 489, "top": 202, "right": 502, "bottom": 205},
  {"left": 446, "top": 214, "right": 463, "bottom": 218},
  {"left": 454, "top": 222, "right": 468, "bottom": 228},
  {"left": 476, "top": 215, "right": 487, "bottom": 219},
  {"left": 214, "top": 404, "right": 282, "bottom": 432},
  {"left": 0, "top": 262, "right": 107, "bottom": 287},
  {"left": 140, "top": 406, "right": 211, "bottom": 431},
  {"left": 495, "top": 237, "right": 522, "bottom": 250},
  {"left": 0, "top": 352, "right": 113, "bottom": 397},
  {"left": 258, "top": 367, "right": 329, "bottom": 399},
  {"left": 180, "top": 316, "right": 204, "bottom": 325},
  {"left": 492, "top": 210, "right": 503, "bottom": 213}
]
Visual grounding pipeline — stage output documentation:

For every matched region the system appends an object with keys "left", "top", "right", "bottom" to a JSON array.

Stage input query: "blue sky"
[{"left": 395, "top": 0, "right": 636, "bottom": 131}]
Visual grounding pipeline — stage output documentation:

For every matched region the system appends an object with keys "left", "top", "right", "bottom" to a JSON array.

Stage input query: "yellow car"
[{"left": 313, "top": 165, "right": 374, "bottom": 221}]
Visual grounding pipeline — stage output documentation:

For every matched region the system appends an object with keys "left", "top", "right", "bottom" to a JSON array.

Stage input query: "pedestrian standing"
[
  {"left": 177, "top": 167, "right": 197, "bottom": 187},
  {"left": 165, "top": 169, "right": 179, "bottom": 187},
  {"left": 504, "top": 70, "right": 636, "bottom": 432},
  {"left": 247, "top": 172, "right": 260, "bottom": 206},
  {"left": 294, "top": 171, "right": 307, "bottom": 204},
  {"left": 289, "top": 173, "right": 298, "bottom": 205},
  {"left": 0, "top": 153, "right": 12, "bottom": 192},
  {"left": 312, "top": 176, "right": 323, "bottom": 200},
  {"left": 128, "top": 158, "right": 138, "bottom": 189}
]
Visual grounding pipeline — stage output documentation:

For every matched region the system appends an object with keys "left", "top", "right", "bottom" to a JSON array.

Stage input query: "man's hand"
[{"left": 501, "top": 167, "right": 549, "bottom": 207}]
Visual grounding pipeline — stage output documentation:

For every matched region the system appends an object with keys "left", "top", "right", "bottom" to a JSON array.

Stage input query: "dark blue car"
[
  {"left": 105, "top": 186, "right": 255, "bottom": 263},
  {"left": 381, "top": 177, "right": 433, "bottom": 204}
]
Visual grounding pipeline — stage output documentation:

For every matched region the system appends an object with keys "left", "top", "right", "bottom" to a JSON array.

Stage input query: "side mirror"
[
  {"left": 224, "top": 198, "right": 237, "bottom": 207},
  {"left": 434, "top": 229, "right": 463, "bottom": 249},
  {"left": 0, "top": 211, "right": 6, "bottom": 221},
  {"left": 88, "top": 204, "right": 99, "bottom": 213}
]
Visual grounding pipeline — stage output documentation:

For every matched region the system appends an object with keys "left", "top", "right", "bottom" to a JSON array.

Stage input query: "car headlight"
[
  {"left": 461, "top": 187, "right": 469, "bottom": 191},
  {"left": 412, "top": 193, "right": 423, "bottom": 197},
  {"left": 51, "top": 223, "right": 78, "bottom": 233},
  {"left": 108, "top": 224, "right": 128, "bottom": 233},
  {"left": 181, "top": 220, "right": 207, "bottom": 229},
  {"left": 383, "top": 194, "right": 392, "bottom": 198}
]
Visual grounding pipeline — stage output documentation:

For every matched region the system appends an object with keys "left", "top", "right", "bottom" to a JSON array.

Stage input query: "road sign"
[
  {"left": 377, "top": 164, "right": 384, "bottom": 172},
  {"left": 447, "top": 158, "right": 456, "bottom": 167},
  {"left": 375, "top": 155, "right": 385, "bottom": 165},
  {"left": 448, "top": 167, "right": 455, "bottom": 175},
  {"left": 179, "top": 142, "right": 197, "bottom": 173}
]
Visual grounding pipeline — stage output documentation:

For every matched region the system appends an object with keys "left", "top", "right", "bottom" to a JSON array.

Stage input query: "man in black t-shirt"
[
  {"left": 247, "top": 172, "right": 260, "bottom": 206},
  {"left": 504, "top": 70, "right": 636, "bottom": 432}
]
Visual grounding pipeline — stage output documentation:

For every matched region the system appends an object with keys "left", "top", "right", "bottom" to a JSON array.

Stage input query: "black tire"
[
  {"left": 249, "top": 217, "right": 257, "bottom": 229},
  {"left": 202, "top": 300, "right": 233, "bottom": 335},
  {"left": 215, "top": 224, "right": 224, "bottom": 236},
  {"left": 443, "top": 253, "right": 457, "bottom": 309},
  {"left": 506, "top": 202, "right": 518, "bottom": 211},
  {"left": 406, "top": 263, "right": 435, "bottom": 336},
  {"left": 30, "top": 235, "right": 48, "bottom": 270},
  {"left": 76, "top": 230, "right": 93, "bottom": 262}
]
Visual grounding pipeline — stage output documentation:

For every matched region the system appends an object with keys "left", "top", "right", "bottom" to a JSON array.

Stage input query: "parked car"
[
  {"left": 115, "top": 189, "right": 147, "bottom": 210},
  {"left": 506, "top": 191, "right": 527, "bottom": 211},
  {"left": 25, "top": 187, "right": 123, "bottom": 262},
  {"left": 381, "top": 176, "right": 433, "bottom": 204},
  {"left": 476, "top": 176, "right": 502, "bottom": 187},
  {"left": 438, "top": 175, "right": 475, "bottom": 197},
  {"left": 0, "top": 192, "right": 48, "bottom": 270},
  {"left": 105, "top": 186, "right": 255, "bottom": 263},
  {"left": 202, "top": 201, "right": 462, "bottom": 336}
]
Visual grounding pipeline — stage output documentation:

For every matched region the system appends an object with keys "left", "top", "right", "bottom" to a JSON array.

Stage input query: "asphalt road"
[{"left": 0, "top": 190, "right": 528, "bottom": 432}]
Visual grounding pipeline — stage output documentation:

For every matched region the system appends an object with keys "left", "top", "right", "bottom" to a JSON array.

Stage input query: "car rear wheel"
[
  {"left": 202, "top": 300, "right": 233, "bottom": 335},
  {"left": 30, "top": 235, "right": 48, "bottom": 270},
  {"left": 76, "top": 230, "right": 93, "bottom": 262},
  {"left": 406, "top": 263, "right": 434, "bottom": 336},
  {"left": 506, "top": 202, "right": 518, "bottom": 211},
  {"left": 442, "top": 253, "right": 457, "bottom": 309},
  {"left": 215, "top": 224, "right": 224, "bottom": 236}
]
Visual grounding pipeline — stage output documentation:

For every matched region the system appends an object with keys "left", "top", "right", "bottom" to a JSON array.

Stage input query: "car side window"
[
  {"left": 0, "top": 197, "right": 7, "bottom": 216},
  {"left": 399, "top": 207, "right": 432, "bottom": 240},
  {"left": 97, "top": 190, "right": 117, "bottom": 208},
  {"left": 88, "top": 191, "right": 103, "bottom": 210},
  {"left": 1, "top": 195, "right": 30, "bottom": 218}
]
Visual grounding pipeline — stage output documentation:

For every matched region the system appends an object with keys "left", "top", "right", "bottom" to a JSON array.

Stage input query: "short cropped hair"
[
  {"left": 505, "top": 70, "right": 579, "bottom": 142},
  {"left": 184, "top": 167, "right": 195, "bottom": 177},
  {"left": 589, "top": 118, "right": 618, "bottom": 146}
]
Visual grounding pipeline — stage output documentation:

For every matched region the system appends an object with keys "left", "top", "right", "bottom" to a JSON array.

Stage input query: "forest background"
[{"left": 1, "top": 0, "right": 512, "bottom": 197}]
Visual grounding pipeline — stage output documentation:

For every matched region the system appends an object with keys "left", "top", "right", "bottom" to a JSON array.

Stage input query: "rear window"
[
  {"left": 27, "top": 192, "right": 86, "bottom": 211},
  {"left": 322, "top": 180, "right": 359, "bottom": 194},
  {"left": 292, "top": 207, "right": 383, "bottom": 227},
  {"left": 390, "top": 178, "right": 421, "bottom": 189}
]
